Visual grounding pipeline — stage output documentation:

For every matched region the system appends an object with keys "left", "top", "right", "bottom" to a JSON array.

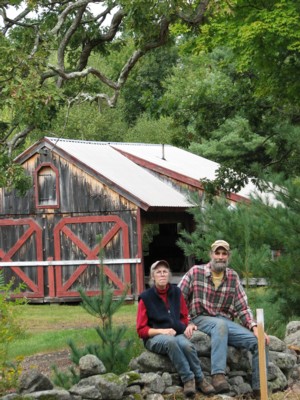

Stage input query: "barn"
[{"left": 0, "top": 137, "right": 258, "bottom": 302}]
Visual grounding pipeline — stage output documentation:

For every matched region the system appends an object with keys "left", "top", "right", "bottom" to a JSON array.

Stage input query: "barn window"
[{"left": 35, "top": 164, "right": 59, "bottom": 208}]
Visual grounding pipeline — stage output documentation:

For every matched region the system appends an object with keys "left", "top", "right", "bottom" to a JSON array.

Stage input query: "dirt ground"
[{"left": 21, "top": 349, "right": 75, "bottom": 379}]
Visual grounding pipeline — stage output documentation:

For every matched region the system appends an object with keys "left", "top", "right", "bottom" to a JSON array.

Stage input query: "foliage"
[
  {"left": 121, "top": 45, "right": 178, "bottom": 125},
  {"left": 252, "top": 176, "right": 300, "bottom": 318},
  {"left": 0, "top": 270, "right": 27, "bottom": 395},
  {"left": 177, "top": 194, "right": 271, "bottom": 282},
  {"left": 124, "top": 114, "right": 180, "bottom": 144},
  {"left": 0, "top": 153, "right": 32, "bottom": 196},
  {"left": 178, "top": 174, "right": 300, "bottom": 320},
  {"left": 0, "top": 0, "right": 212, "bottom": 190},
  {"left": 49, "top": 102, "right": 128, "bottom": 143},
  {"left": 161, "top": 47, "right": 300, "bottom": 183},
  {"left": 247, "top": 288, "right": 290, "bottom": 339},
  {"left": 197, "top": 0, "right": 300, "bottom": 105}
]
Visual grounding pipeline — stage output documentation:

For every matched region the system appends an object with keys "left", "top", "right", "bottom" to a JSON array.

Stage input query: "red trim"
[
  {"left": 0, "top": 219, "right": 44, "bottom": 297},
  {"left": 34, "top": 162, "right": 60, "bottom": 209},
  {"left": 53, "top": 215, "right": 132, "bottom": 298},
  {"left": 136, "top": 208, "right": 144, "bottom": 294}
]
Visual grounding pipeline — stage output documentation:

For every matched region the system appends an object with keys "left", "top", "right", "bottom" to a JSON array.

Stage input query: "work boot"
[
  {"left": 196, "top": 377, "right": 216, "bottom": 395},
  {"left": 252, "top": 389, "right": 261, "bottom": 400},
  {"left": 183, "top": 378, "right": 196, "bottom": 397},
  {"left": 212, "top": 374, "right": 230, "bottom": 393}
]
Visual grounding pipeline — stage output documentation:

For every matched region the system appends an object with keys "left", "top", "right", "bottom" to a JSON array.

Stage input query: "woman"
[{"left": 137, "top": 260, "right": 215, "bottom": 397}]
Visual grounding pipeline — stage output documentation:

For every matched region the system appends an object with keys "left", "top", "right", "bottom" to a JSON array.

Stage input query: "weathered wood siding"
[{"left": 0, "top": 147, "right": 141, "bottom": 300}]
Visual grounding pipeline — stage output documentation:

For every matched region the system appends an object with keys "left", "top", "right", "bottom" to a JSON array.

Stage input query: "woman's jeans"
[
  {"left": 192, "top": 315, "right": 268, "bottom": 390},
  {"left": 145, "top": 333, "right": 204, "bottom": 383}
]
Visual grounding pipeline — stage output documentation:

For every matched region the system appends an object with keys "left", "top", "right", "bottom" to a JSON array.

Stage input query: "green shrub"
[{"left": 0, "top": 270, "right": 27, "bottom": 394}]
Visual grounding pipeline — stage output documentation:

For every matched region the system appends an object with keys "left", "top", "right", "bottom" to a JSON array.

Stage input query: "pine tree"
[
  {"left": 178, "top": 194, "right": 271, "bottom": 284},
  {"left": 53, "top": 251, "right": 133, "bottom": 388},
  {"left": 252, "top": 176, "right": 300, "bottom": 318},
  {"left": 74, "top": 260, "right": 132, "bottom": 373},
  {"left": 178, "top": 175, "right": 300, "bottom": 320}
]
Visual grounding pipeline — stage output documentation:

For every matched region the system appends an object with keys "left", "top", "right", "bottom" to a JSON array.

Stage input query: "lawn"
[
  {"left": 9, "top": 303, "right": 139, "bottom": 360},
  {"left": 8, "top": 288, "right": 297, "bottom": 361}
]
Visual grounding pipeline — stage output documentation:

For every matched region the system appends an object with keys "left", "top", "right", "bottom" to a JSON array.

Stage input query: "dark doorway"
[{"left": 143, "top": 222, "right": 187, "bottom": 277}]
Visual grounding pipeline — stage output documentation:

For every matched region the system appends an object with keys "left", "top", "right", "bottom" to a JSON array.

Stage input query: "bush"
[{"left": 0, "top": 271, "right": 26, "bottom": 394}]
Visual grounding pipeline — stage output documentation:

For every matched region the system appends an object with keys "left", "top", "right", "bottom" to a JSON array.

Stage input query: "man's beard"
[{"left": 211, "top": 259, "right": 228, "bottom": 273}]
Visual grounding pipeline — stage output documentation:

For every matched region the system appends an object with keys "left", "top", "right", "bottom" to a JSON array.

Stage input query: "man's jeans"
[
  {"left": 192, "top": 315, "right": 268, "bottom": 390},
  {"left": 145, "top": 333, "right": 204, "bottom": 383}
]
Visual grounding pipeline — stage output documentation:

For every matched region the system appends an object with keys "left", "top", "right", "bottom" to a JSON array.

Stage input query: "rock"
[
  {"left": 269, "top": 350, "right": 297, "bottom": 373},
  {"left": 71, "top": 372, "right": 126, "bottom": 400},
  {"left": 22, "top": 389, "right": 71, "bottom": 399},
  {"left": 128, "top": 351, "right": 176, "bottom": 373},
  {"left": 18, "top": 370, "right": 53, "bottom": 394},
  {"left": 267, "top": 363, "right": 288, "bottom": 392},
  {"left": 190, "top": 330, "right": 211, "bottom": 355},
  {"left": 285, "top": 321, "right": 300, "bottom": 336},
  {"left": 2, "top": 320, "right": 300, "bottom": 400},
  {"left": 79, "top": 354, "right": 106, "bottom": 378},
  {"left": 269, "top": 335, "right": 287, "bottom": 352}
]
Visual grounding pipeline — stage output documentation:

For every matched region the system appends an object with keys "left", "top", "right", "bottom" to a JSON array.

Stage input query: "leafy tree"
[
  {"left": 161, "top": 46, "right": 300, "bottom": 185},
  {"left": 121, "top": 44, "right": 178, "bottom": 125},
  {"left": 49, "top": 102, "right": 128, "bottom": 143},
  {"left": 197, "top": 0, "right": 300, "bottom": 106},
  {"left": 0, "top": 0, "right": 212, "bottom": 189},
  {"left": 161, "top": 49, "right": 241, "bottom": 143},
  {"left": 124, "top": 113, "right": 181, "bottom": 144}
]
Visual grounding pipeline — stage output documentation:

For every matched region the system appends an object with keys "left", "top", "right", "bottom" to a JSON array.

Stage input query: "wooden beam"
[{"left": 257, "top": 308, "right": 268, "bottom": 400}]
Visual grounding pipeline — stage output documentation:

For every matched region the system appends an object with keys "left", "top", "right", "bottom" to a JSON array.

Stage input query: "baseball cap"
[
  {"left": 211, "top": 240, "right": 230, "bottom": 252},
  {"left": 150, "top": 260, "right": 170, "bottom": 275}
]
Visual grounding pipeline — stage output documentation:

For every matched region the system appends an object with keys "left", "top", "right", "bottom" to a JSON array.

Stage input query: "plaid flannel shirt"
[{"left": 178, "top": 263, "right": 256, "bottom": 330}]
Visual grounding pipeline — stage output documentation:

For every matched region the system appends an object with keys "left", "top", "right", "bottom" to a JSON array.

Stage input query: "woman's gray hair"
[{"left": 149, "top": 260, "right": 172, "bottom": 287}]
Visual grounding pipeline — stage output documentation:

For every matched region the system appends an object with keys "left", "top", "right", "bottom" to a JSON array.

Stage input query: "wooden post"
[{"left": 257, "top": 308, "right": 268, "bottom": 399}]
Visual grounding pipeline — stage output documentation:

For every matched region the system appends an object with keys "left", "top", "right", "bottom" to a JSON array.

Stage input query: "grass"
[
  {"left": 8, "top": 302, "right": 140, "bottom": 360},
  {"left": 8, "top": 288, "right": 299, "bottom": 361}
]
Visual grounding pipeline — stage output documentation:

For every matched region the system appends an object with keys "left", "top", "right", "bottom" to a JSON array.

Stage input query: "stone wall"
[{"left": 1, "top": 321, "right": 300, "bottom": 400}]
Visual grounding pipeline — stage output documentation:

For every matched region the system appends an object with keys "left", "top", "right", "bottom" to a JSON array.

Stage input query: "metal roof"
[
  {"left": 44, "top": 137, "right": 193, "bottom": 210},
  {"left": 111, "top": 142, "right": 219, "bottom": 181},
  {"left": 22, "top": 137, "right": 277, "bottom": 208},
  {"left": 110, "top": 142, "right": 278, "bottom": 204}
]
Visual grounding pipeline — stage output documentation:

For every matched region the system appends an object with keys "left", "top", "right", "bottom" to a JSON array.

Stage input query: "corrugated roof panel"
[
  {"left": 109, "top": 143, "right": 279, "bottom": 204},
  {"left": 46, "top": 138, "right": 193, "bottom": 209},
  {"left": 110, "top": 143, "right": 219, "bottom": 181}
]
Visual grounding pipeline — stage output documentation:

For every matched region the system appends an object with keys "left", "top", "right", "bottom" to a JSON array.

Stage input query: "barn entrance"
[{"left": 141, "top": 209, "right": 194, "bottom": 280}]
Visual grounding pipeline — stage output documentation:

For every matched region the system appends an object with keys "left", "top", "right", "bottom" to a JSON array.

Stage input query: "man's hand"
[
  {"left": 252, "top": 326, "right": 270, "bottom": 345},
  {"left": 184, "top": 323, "right": 197, "bottom": 339}
]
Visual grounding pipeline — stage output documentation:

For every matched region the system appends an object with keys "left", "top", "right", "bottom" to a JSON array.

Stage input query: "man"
[{"left": 178, "top": 240, "right": 270, "bottom": 397}]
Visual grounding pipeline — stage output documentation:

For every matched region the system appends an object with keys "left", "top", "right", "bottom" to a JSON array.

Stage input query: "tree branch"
[
  {"left": 51, "top": 0, "right": 91, "bottom": 35},
  {"left": 7, "top": 125, "right": 36, "bottom": 156}
]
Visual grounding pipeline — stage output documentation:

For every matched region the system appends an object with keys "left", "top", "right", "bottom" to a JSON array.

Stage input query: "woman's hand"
[
  {"left": 160, "top": 328, "right": 176, "bottom": 336},
  {"left": 184, "top": 323, "right": 197, "bottom": 339},
  {"left": 148, "top": 327, "right": 176, "bottom": 337}
]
